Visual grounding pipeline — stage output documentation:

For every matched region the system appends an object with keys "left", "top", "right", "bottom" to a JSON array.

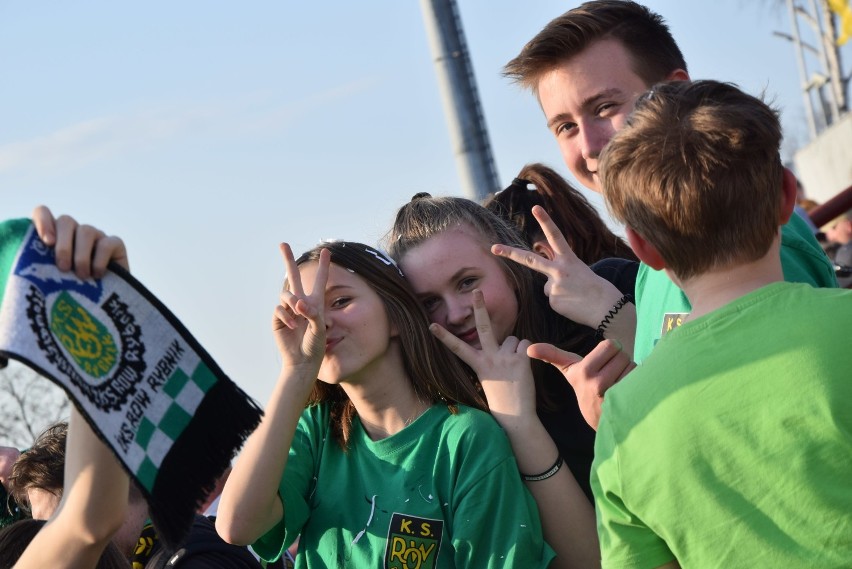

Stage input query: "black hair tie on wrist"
[{"left": 595, "top": 293, "right": 634, "bottom": 341}]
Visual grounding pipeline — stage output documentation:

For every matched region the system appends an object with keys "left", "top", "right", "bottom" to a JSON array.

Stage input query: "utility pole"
[
  {"left": 787, "top": 0, "right": 821, "bottom": 138},
  {"left": 780, "top": 0, "right": 850, "bottom": 140},
  {"left": 420, "top": 0, "right": 500, "bottom": 201}
]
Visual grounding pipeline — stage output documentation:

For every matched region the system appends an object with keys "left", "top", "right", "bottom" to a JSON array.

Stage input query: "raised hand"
[
  {"left": 527, "top": 339, "right": 635, "bottom": 430},
  {"left": 272, "top": 243, "right": 329, "bottom": 376},
  {"left": 491, "top": 205, "right": 623, "bottom": 329},
  {"left": 429, "top": 289, "right": 535, "bottom": 423},
  {"left": 31, "top": 205, "right": 129, "bottom": 279}
]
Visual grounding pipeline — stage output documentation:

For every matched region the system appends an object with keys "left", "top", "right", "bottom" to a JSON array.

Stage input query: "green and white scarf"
[{"left": 0, "top": 218, "right": 262, "bottom": 549}]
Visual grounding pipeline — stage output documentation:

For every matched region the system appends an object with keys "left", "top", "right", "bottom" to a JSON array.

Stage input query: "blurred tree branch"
[{"left": 0, "top": 361, "right": 70, "bottom": 448}]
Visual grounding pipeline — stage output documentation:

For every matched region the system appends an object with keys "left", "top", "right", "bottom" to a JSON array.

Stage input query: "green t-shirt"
[
  {"left": 633, "top": 213, "right": 837, "bottom": 362},
  {"left": 254, "top": 403, "right": 555, "bottom": 569},
  {"left": 593, "top": 282, "right": 852, "bottom": 568}
]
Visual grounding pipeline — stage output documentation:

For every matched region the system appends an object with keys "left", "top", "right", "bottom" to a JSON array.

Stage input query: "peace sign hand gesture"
[
  {"left": 273, "top": 243, "right": 330, "bottom": 378},
  {"left": 428, "top": 289, "right": 536, "bottom": 426},
  {"left": 491, "top": 205, "right": 624, "bottom": 329}
]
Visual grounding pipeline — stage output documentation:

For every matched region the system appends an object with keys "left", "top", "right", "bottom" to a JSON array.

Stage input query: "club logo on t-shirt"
[
  {"left": 384, "top": 512, "right": 443, "bottom": 569},
  {"left": 660, "top": 312, "right": 689, "bottom": 337}
]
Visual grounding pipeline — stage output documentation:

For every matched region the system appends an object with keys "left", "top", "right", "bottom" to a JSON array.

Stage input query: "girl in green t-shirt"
[{"left": 216, "top": 241, "right": 555, "bottom": 568}]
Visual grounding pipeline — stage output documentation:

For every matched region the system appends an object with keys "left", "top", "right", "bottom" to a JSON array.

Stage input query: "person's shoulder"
[
  {"left": 605, "top": 338, "right": 679, "bottom": 419},
  {"left": 635, "top": 262, "right": 679, "bottom": 297},
  {"left": 294, "top": 403, "right": 334, "bottom": 442},
  {"left": 145, "top": 515, "right": 265, "bottom": 568},
  {"left": 300, "top": 402, "right": 331, "bottom": 422},
  {"left": 782, "top": 280, "right": 852, "bottom": 306},
  {"left": 591, "top": 257, "right": 639, "bottom": 295},
  {"left": 780, "top": 214, "right": 838, "bottom": 287},
  {"left": 441, "top": 405, "right": 498, "bottom": 428},
  {"left": 437, "top": 406, "right": 507, "bottom": 443}
]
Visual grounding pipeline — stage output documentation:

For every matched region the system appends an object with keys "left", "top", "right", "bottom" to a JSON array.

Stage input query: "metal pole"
[
  {"left": 788, "top": 0, "right": 819, "bottom": 139},
  {"left": 806, "top": 0, "right": 841, "bottom": 123},
  {"left": 420, "top": 0, "right": 500, "bottom": 201}
]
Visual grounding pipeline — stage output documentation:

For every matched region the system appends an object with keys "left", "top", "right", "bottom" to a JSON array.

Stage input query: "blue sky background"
[{"left": 2, "top": 1, "right": 849, "bottom": 407}]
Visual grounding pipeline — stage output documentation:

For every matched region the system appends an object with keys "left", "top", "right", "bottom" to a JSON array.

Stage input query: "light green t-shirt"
[
  {"left": 593, "top": 282, "right": 852, "bottom": 568},
  {"left": 254, "top": 403, "right": 555, "bottom": 569},
  {"left": 633, "top": 213, "right": 837, "bottom": 363}
]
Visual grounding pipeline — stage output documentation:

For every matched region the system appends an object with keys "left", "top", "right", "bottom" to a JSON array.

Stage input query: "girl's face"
[
  {"left": 299, "top": 261, "right": 396, "bottom": 383},
  {"left": 399, "top": 225, "right": 519, "bottom": 349}
]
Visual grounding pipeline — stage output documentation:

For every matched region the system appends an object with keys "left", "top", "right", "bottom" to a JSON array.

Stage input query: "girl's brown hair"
[
  {"left": 486, "top": 163, "right": 638, "bottom": 264},
  {"left": 295, "top": 241, "right": 487, "bottom": 449},
  {"left": 385, "top": 194, "right": 596, "bottom": 411}
]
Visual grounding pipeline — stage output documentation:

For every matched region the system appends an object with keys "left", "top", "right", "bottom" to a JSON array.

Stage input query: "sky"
[{"left": 2, "top": 0, "right": 849, "bottom": 410}]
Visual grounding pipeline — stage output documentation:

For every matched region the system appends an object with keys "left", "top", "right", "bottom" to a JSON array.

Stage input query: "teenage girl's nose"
[{"left": 445, "top": 296, "right": 473, "bottom": 328}]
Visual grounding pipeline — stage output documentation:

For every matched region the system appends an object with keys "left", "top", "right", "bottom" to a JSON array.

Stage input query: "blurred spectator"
[
  {"left": 821, "top": 209, "right": 852, "bottom": 288},
  {"left": 8, "top": 422, "right": 67, "bottom": 520},
  {"left": 794, "top": 180, "right": 820, "bottom": 234},
  {"left": 9, "top": 421, "right": 149, "bottom": 559}
]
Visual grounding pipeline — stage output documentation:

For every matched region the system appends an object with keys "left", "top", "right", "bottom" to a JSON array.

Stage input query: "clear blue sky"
[{"left": 2, "top": 1, "right": 848, "bottom": 406}]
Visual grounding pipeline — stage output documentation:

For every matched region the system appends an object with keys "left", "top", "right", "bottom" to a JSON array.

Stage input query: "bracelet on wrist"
[
  {"left": 595, "top": 293, "right": 634, "bottom": 341},
  {"left": 520, "top": 454, "right": 563, "bottom": 482}
]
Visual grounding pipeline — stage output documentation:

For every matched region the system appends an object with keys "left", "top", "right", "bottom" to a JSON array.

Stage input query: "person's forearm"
[
  {"left": 216, "top": 368, "right": 315, "bottom": 545},
  {"left": 15, "top": 408, "right": 128, "bottom": 569},
  {"left": 497, "top": 415, "right": 600, "bottom": 569},
  {"left": 598, "top": 301, "right": 636, "bottom": 360}
]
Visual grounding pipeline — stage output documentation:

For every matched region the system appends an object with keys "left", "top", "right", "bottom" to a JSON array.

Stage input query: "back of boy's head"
[
  {"left": 503, "top": 0, "right": 687, "bottom": 93},
  {"left": 600, "top": 80, "right": 784, "bottom": 281}
]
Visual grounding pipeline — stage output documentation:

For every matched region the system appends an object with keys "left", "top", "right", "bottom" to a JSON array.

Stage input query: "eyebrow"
[
  {"left": 324, "top": 284, "right": 353, "bottom": 294},
  {"left": 545, "top": 88, "right": 626, "bottom": 130}
]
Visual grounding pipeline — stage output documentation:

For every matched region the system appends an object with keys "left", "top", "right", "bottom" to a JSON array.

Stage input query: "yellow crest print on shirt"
[
  {"left": 50, "top": 290, "right": 118, "bottom": 378},
  {"left": 384, "top": 512, "right": 443, "bottom": 569}
]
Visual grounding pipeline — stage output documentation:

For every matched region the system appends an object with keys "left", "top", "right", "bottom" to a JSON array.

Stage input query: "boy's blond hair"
[{"left": 601, "top": 80, "right": 783, "bottom": 280}]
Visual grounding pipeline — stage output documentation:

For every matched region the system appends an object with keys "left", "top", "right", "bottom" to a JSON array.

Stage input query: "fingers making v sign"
[
  {"left": 491, "top": 205, "right": 626, "bottom": 330},
  {"left": 428, "top": 289, "right": 536, "bottom": 424},
  {"left": 273, "top": 243, "right": 330, "bottom": 376}
]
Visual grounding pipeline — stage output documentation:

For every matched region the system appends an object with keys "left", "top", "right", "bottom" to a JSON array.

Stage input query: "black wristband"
[{"left": 520, "top": 454, "right": 564, "bottom": 482}]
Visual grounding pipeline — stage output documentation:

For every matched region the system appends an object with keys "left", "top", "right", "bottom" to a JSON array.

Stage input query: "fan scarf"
[{"left": 0, "top": 218, "right": 262, "bottom": 549}]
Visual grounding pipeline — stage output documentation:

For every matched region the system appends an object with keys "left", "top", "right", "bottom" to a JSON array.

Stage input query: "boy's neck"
[{"left": 674, "top": 238, "right": 783, "bottom": 322}]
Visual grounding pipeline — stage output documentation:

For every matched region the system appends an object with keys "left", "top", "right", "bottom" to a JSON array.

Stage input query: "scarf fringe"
[{"left": 147, "top": 378, "right": 262, "bottom": 550}]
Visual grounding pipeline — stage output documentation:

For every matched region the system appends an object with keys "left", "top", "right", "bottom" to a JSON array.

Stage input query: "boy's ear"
[
  {"left": 626, "top": 227, "right": 667, "bottom": 271},
  {"left": 665, "top": 68, "right": 689, "bottom": 82},
  {"left": 780, "top": 168, "right": 798, "bottom": 224}
]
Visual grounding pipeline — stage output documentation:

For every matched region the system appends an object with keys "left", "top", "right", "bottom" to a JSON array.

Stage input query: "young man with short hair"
[
  {"left": 499, "top": 0, "right": 837, "bottom": 428},
  {"left": 593, "top": 78, "right": 852, "bottom": 569}
]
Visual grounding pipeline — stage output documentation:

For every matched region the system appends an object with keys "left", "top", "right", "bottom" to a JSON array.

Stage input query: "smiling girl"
[
  {"left": 215, "top": 241, "right": 554, "bottom": 568},
  {"left": 385, "top": 194, "right": 632, "bottom": 497},
  {"left": 385, "top": 196, "right": 610, "bottom": 568}
]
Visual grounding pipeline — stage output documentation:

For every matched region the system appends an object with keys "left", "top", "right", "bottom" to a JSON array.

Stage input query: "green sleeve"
[
  {"left": 251, "top": 406, "right": 324, "bottom": 563},
  {"left": 592, "top": 416, "right": 674, "bottom": 569},
  {"left": 449, "top": 426, "right": 555, "bottom": 568}
]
